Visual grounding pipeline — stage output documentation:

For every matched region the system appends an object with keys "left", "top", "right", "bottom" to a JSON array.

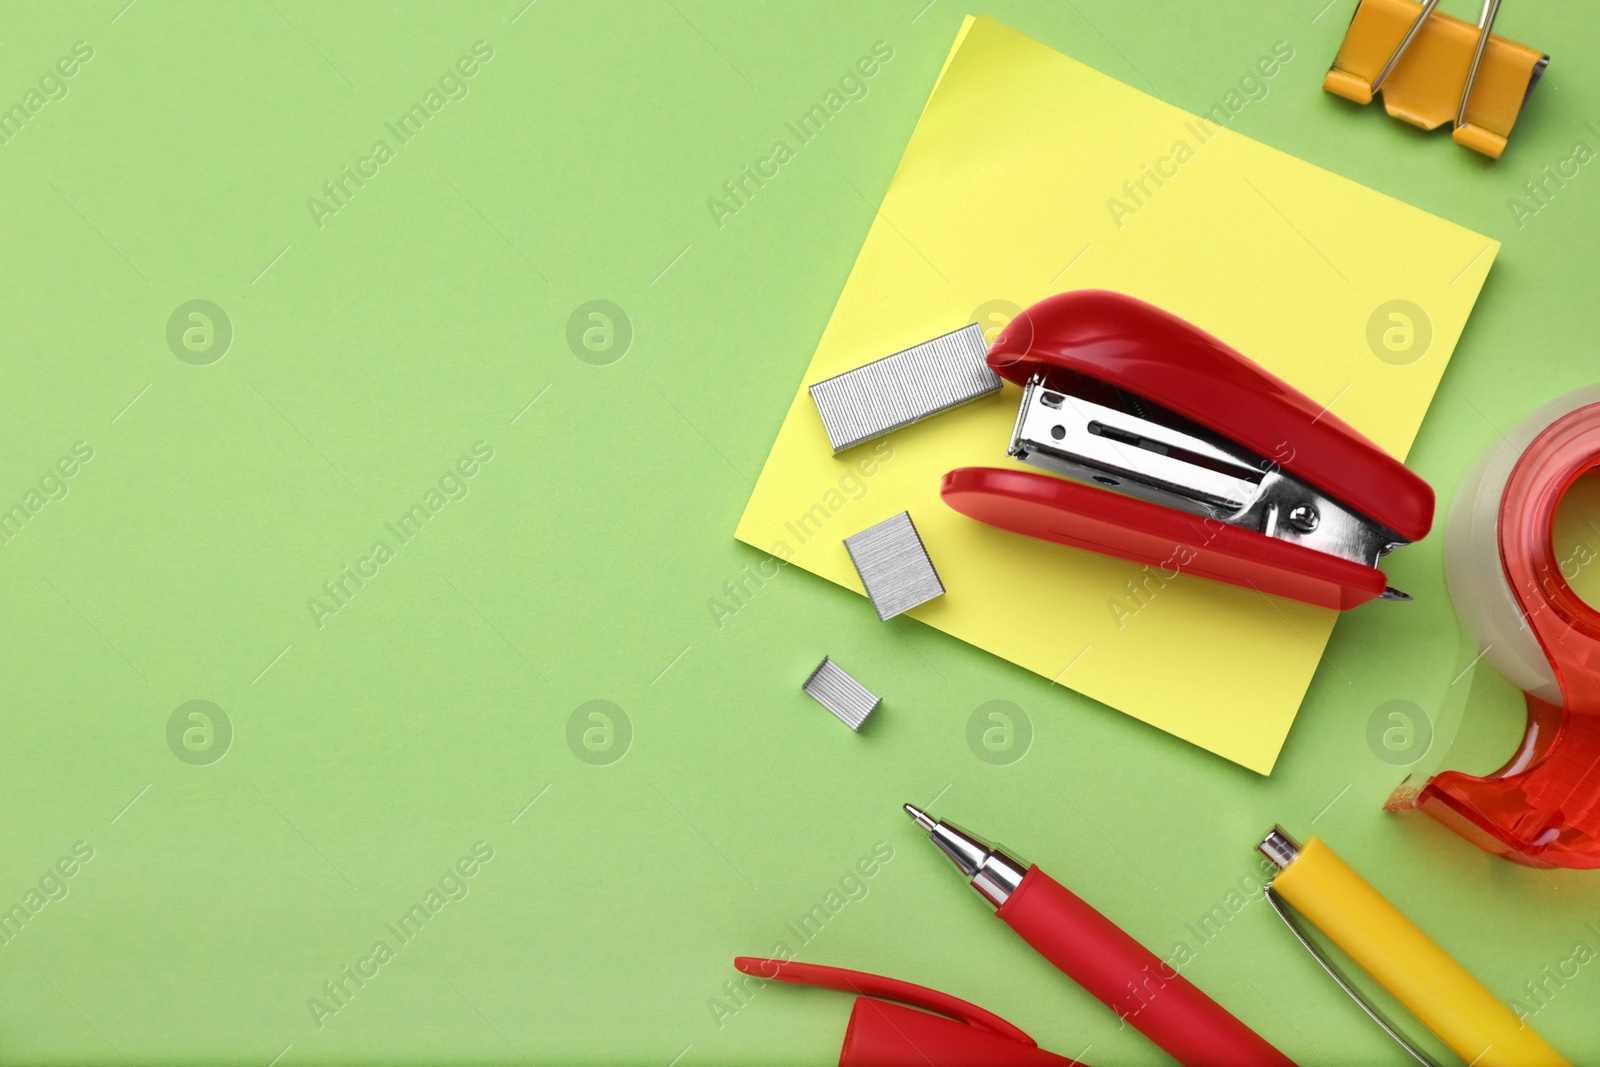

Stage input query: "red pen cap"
[{"left": 733, "top": 957, "right": 1087, "bottom": 1067}]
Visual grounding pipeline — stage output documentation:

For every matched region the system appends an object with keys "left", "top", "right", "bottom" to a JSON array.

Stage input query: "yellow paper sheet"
[{"left": 735, "top": 16, "right": 1496, "bottom": 773}]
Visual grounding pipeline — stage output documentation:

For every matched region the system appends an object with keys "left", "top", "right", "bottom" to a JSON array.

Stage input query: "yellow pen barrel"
[{"left": 1275, "top": 837, "right": 1569, "bottom": 1067}]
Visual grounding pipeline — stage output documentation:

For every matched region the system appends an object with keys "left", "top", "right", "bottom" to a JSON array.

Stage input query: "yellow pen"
[{"left": 1258, "top": 827, "right": 1570, "bottom": 1067}]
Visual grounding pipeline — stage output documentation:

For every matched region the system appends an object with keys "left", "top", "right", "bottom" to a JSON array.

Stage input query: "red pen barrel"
[{"left": 996, "top": 867, "right": 1295, "bottom": 1067}]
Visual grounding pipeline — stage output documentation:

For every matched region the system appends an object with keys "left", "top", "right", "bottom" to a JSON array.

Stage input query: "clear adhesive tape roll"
[
  {"left": 1403, "top": 385, "right": 1600, "bottom": 868},
  {"left": 1444, "top": 385, "right": 1600, "bottom": 705}
]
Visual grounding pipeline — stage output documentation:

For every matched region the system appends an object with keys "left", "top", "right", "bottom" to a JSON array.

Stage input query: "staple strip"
[
  {"left": 843, "top": 511, "right": 945, "bottom": 620},
  {"left": 808, "top": 323, "right": 998, "bottom": 452},
  {"left": 801, "top": 657, "right": 880, "bottom": 731}
]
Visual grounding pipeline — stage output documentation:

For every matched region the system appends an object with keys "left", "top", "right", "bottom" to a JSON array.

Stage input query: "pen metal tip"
[{"left": 903, "top": 803, "right": 936, "bottom": 831}]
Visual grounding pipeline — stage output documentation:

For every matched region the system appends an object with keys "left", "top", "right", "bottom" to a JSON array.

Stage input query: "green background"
[{"left": 2, "top": 1, "right": 1598, "bottom": 1064}]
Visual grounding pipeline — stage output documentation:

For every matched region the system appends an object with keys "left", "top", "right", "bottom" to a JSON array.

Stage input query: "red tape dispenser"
[
  {"left": 941, "top": 291, "right": 1434, "bottom": 609},
  {"left": 733, "top": 957, "right": 1086, "bottom": 1066},
  {"left": 1389, "top": 386, "right": 1600, "bottom": 868}
]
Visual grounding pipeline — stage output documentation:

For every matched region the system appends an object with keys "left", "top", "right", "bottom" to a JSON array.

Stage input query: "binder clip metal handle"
[
  {"left": 1453, "top": 0, "right": 1501, "bottom": 125},
  {"left": 1367, "top": 0, "right": 1442, "bottom": 94}
]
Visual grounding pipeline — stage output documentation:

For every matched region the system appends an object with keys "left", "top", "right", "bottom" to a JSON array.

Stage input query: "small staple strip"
[
  {"left": 801, "top": 657, "right": 880, "bottom": 731},
  {"left": 808, "top": 323, "right": 998, "bottom": 452},
  {"left": 843, "top": 511, "right": 945, "bottom": 620}
]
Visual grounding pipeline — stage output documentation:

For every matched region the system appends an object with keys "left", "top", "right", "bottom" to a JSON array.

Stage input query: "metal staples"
[
  {"left": 808, "top": 323, "right": 998, "bottom": 453},
  {"left": 801, "top": 657, "right": 880, "bottom": 731},
  {"left": 843, "top": 511, "right": 945, "bottom": 620}
]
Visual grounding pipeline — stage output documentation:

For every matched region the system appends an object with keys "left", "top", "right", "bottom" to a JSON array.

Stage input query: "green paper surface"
[{"left": 2, "top": 2, "right": 1598, "bottom": 1064}]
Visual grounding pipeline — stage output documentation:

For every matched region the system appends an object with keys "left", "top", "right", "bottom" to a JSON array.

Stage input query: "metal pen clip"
[
  {"left": 1259, "top": 829, "right": 1443, "bottom": 1067},
  {"left": 1006, "top": 375, "right": 1411, "bottom": 590}
]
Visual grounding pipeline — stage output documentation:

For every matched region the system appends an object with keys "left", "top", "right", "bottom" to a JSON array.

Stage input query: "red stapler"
[{"left": 941, "top": 291, "right": 1435, "bottom": 610}]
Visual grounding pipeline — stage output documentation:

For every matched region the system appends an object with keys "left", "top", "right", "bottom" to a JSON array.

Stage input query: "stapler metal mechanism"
[{"left": 941, "top": 291, "right": 1435, "bottom": 610}]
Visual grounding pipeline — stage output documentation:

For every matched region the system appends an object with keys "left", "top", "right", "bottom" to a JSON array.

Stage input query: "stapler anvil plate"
[{"left": 941, "top": 291, "right": 1435, "bottom": 610}]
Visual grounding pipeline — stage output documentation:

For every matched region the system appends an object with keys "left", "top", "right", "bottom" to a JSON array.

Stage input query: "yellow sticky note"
[{"left": 735, "top": 16, "right": 1496, "bottom": 773}]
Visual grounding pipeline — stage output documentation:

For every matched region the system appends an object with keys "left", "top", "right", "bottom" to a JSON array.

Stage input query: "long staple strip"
[
  {"left": 801, "top": 657, "right": 880, "bottom": 731},
  {"left": 843, "top": 511, "right": 945, "bottom": 620},
  {"left": 808, "top": 323, "right": 999, "bottom": 452}
]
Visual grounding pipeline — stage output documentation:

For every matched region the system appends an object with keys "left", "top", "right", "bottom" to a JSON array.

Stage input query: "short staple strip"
[
  {"left": 843, "top": 511, "right": 945, "bottom": 620},
  {"left": 801, "top": 657, "right": 880, "bottom": 731}
]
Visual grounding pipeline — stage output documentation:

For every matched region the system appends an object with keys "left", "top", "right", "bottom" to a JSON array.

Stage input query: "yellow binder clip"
[{"left": 1324, "top": 0, "right": 1547, "bottom": 158}]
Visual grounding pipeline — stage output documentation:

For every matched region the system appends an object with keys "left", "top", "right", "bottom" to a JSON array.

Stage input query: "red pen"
[{"left": 905, "top": 805, "right": 1294, "bottom": 1067}]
